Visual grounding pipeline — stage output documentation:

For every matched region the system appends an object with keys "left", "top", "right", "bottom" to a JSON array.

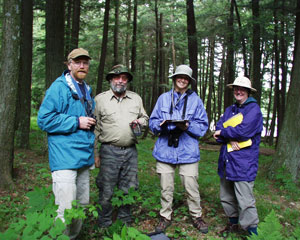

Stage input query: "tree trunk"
[
  {"left": 65, "top": 0, "right": 72, "bottom": 58},
  {"left": 15, "top": 0, "right": 33, "bottom": 149},
  {"left": 233, "top": 0, "right": 248, "bottom": 77},
  {"left": 224, "top": 0, "right": 235, "bottom": 111},
  {"left": 113, "top": 0, "right": 119, "bottom": 65},
  {"left": 251, "top": 0, "right": 262, "bottom": 105},
  {"left": 158, "top": 13, "right": 166, "bottom": 96},
  {"left": 279, "top": 2, "right": 287, "bottom": 136},
  {"left": 131, "top": 0, "right": 137, "bottom": 73},
  {"left": 151, "top": 0, "right": 159, "bottom": 113},
  {"left": 70, "top": 0, "right": 81, "bottom": 49},
  {"left": 45, "top": 0, "right": 65, "bottom": 89},
  {"left": 125, "top": 0, "right": 131, "bottom": 68},
  {"left": 273, "top": 0, "right": 281, "bottom": 144},
  {"left": 270, "top": 0, "right": 300, "bottom": 181},
  {"left": 186, "top": 0, "right": 198, "bottom": 92},
  {"left": 0, "top": 0, "right": 21, "bottom": 189},
  {"left": 205, "top": 38, "right": 215, "bottom": 126},
  {"left": 96, "top": 0, "right": 111, "bottom": 94}
]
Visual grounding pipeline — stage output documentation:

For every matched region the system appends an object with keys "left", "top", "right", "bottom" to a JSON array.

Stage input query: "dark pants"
[{"left": 96, "top": 144, "right": 138, "bottom": 227}]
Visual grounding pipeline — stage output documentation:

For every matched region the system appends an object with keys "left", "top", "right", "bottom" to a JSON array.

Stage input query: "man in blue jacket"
[
  {"left": 149, "top": 65, "right": 209, "bottom": 234},
  {"left": 213, "top": 76, "right": 263, "bottom": 236},
  {"left": 38, "top": 48, "right": 96, "bottom": 239}
]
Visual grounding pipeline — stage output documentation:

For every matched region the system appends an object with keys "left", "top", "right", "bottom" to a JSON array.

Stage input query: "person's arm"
[
  {"left": 149, "top": 95, "right": 167, "bottom": 135},
  {"left": 220, "top": 104, "right": 263, "bottom": 141},
  {"left": 135, "top": 96, "right": 149, "bottom": 128},
  {"left": 184, "top": 98, "right": 208, "bottom": 138},
  {"left": 38, "top": 82, "right": 79, "bottom": 133},
  {"left": 93, "top": 97, "right": 101, "bottom": 163}
]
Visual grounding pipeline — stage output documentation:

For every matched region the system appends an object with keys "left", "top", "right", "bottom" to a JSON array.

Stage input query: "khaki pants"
[
  {"left": 52, "top": 167, "right": 90, "bottom": 239},
  {"left": 220, "top": 178, "right": 259, "bottom": 230},
  {"left": 156, "top": 161, "right": 202, "bottom": 220}
]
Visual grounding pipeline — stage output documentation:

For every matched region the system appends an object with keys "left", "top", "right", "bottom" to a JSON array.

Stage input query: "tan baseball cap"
[{"left": 67, "top": 48, "right": 91, "bottom": 61}]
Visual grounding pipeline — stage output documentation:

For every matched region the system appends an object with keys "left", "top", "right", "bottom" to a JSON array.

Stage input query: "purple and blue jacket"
[{"left": 216, "top": 97, "right": 263, "bottom": 181}]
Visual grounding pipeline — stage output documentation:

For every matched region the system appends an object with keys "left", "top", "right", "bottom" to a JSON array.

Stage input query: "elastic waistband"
[{"left": 102, "top": 143, "right": 135, "bottom": 150}]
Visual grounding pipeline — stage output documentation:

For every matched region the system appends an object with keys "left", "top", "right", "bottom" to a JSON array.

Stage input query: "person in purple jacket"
[
  {"left": 213, "top": 76, "right": 263, "bottom": 236},
  {"left": 150, "top": 65, "right": 209, "bottom": 234}
]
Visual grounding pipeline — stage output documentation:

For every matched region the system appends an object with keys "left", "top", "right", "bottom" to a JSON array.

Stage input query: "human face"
[
  {"left": 233, "top": 86, "right": 249, "bottom": 104},
  {"left": 68, "top": 57, "right": 90, "bottom": 82},
  {"left": 110, "top": 74, "right": 128, "bottom": 95},
  {"left": 174, "top": 75, "right": 190, "bottom": 93}
]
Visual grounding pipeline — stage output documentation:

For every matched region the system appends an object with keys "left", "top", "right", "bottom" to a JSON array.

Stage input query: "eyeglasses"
[{"left": 71, "top": 60, "right": 90, "bottom": 67}]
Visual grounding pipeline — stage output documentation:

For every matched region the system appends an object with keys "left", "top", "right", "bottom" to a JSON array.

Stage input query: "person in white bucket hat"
[
  {"left": 213, "top": 76, "right": 263, "bottom": 237},
  {"left": 149, "top": 64, "right": 209, "bottom": 234}
]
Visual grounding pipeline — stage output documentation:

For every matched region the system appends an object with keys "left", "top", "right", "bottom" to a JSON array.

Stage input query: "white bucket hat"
[
  {"left": 227, "top": 76, "right": 257, "bottom": 92},
  {"left": 169, "top": 65, "right": 196, "bottom": 82}
]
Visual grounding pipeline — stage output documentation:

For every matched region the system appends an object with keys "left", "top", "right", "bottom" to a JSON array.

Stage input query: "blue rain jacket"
[
  {"left": 216, "top": 97, "right": 263, "bottom": 181},
  {"left": 38, "top": 71, "right": 95, "bottom": 171},
  {"left": 149, "top": 89, "right": 208, "bottom": 164}
]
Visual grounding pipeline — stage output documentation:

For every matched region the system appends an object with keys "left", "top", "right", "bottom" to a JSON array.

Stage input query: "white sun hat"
[
  {"left": 169, "top": 65, "right": 196, "bottom": 82},
  {"left": 227, "top": 76, "right": 257, "bottom": 92}
]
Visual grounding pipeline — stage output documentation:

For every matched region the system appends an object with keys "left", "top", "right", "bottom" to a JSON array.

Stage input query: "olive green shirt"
[{"left": 94, "top": 89, "right": 149, "bottom": 156}]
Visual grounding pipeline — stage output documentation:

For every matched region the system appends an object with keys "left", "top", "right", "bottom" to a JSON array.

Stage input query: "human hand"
[
  {"left": 79, "top": 116, "right": 96, "bottom": 130},
  {"left": 229, "top": 141, "right": 240, "bottom": 151},
  {"left": 213, "top": 130, "right": 221, "bottom": 140},
  {"left": 95, "top": 156, "right": 100, "bottom": 168}
]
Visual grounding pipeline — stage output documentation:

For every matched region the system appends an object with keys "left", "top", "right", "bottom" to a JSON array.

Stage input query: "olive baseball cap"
[
  {"left": 67, "top": 48, "right": 91, "bottom": 61},
  {"left": 106, "top": 64, "right": 133, "bottom": 82}
]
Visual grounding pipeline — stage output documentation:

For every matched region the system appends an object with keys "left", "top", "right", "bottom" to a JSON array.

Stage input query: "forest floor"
[{"left": 0, "top": 138, "right": 299, "bottom": 240}]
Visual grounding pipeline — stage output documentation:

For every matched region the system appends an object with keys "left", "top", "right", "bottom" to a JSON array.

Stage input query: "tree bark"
[
  {"left": 158, "top": 13, "right": 166, "bottom": 96},
  {"left": 96, "top": 0, "right": 111, "bottom": 94},
  {"left": 125, "top": 0, "right": 131, "bottom": 68},
  {"left": 205, "top": 38, "right": 215, "bottom": 126},
  {"left": 70, "top": 0, "right": 81, "bottom": 49},
  {"left": 45, "top": 0, "right": 65, "bottom": 89},
  {"left": 113, "top": 0, "right": 119, "bottom": 65},
  {"left": 270, "top": 0, "right": 300, "bottom": 181},
  {"left": 186, "top": 0, "right": 198, "bottom": 92},
  {"left": 233, "top": 0, "right": 248, "bottom": 77},
  {"left": 131, "top": 0, "right": 137, "bottom": 73},
  {"left": 0, "top": 0, "right": 21, "bottom": 189},
  {"left": 224, "top": 0, "right": 235, "bottom": 110},
  {"left": 251, "top": 0, "right": 262, "bottom": 105},
  {"left": 15, "top": 0, "right": 33, "bottom": 149}
]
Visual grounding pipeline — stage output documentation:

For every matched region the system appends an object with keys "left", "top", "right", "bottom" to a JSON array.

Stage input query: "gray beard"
[{"left": 110, "top": 82, "right": 127, "bottom": 93}]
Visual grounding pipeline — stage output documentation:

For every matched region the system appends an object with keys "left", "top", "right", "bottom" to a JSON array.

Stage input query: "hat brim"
[
  {"left": 106, "top": 72, "right": 133, "bottom": 82},
  {"left": 72, "top": 55, "right": 91, "bottom": 60},
  {"left": 169, "top": 72, "right": 196, "bottom": 82},
  {"left": 227, "top": 83, "right": 257, "bottom": 92}
]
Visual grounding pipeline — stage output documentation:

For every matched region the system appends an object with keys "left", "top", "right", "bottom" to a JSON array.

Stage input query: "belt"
[{"left": 102, "top": 143, "right": 134, "bottom": 150}]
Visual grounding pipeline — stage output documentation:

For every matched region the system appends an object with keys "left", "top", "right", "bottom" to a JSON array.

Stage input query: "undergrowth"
[{"left": 0, "top": 120, "right": 299, "bottom": 239}]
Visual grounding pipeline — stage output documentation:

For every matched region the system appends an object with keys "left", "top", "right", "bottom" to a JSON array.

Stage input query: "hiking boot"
[
  {"left": 155, "top": 217, "right": 171, "bottom": 232},
  {"left": 219, "top": 222, "right": 240, "bottom": 237},
  {"left": 193, "top": 217, "right": 208, "bottom": 234}
]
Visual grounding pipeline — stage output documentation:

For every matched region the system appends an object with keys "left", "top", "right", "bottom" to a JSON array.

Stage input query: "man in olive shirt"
[{"left": 94, "top": 64, "right": 149, "bottom": 227}]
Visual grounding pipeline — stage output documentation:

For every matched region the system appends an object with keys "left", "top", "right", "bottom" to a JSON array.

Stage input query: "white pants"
[
  {"left": 52, "top": 167, "right": 90, "bottom": 239},
  {"left": 156, "top": 161, "right": 202, "bottom": 220}
]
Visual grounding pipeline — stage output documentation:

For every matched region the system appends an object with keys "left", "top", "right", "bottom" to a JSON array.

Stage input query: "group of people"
[{"left": 37, "top": 48, "right": 263, "bottom": 239}]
